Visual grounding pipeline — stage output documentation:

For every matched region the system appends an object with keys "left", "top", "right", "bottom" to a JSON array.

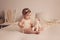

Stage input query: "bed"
[{"left": 0, "top": 22, "right": 60, "bottom": 40}]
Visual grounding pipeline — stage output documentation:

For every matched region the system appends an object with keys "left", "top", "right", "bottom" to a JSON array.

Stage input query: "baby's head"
[{"left": 22, "top": 8, "right": 31, "bottom": 19}]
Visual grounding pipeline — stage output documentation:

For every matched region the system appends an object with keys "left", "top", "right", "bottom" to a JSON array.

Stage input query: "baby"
[{"left": 18, "top": 8, "right": 40, "bottom": 34}]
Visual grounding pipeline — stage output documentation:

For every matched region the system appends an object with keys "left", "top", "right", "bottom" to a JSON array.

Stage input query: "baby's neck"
[{"left": 24, "top": 18, "right": 30, "bottom": 20}]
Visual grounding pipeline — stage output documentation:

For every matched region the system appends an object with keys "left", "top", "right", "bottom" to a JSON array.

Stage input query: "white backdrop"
[{"left": 0, "top": 0, "right": 60, "bottom": 21}]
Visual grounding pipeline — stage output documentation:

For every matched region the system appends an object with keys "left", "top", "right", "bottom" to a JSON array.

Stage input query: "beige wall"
[{"left": 0, "top": 0, "right": 60, "bottom": 21}]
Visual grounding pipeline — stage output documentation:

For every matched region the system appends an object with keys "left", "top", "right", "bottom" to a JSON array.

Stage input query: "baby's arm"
[{"left": 18, "top": 19, "right": 24, "bottom": 28}]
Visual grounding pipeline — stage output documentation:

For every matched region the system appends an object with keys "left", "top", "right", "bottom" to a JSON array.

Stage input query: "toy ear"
[
  {"left": 34, "top": 28, "right": 36, "bottom": 31},
  {"left": 38, "top": 18, "right": 40, "bottom": 21},
  {"left": 35, "top": 13, "right": 41, "bottom": 21}
]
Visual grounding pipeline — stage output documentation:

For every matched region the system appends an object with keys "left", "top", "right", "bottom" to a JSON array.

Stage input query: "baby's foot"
[{"left": 35, "top": 31, "right": 40, "bottom": 34}]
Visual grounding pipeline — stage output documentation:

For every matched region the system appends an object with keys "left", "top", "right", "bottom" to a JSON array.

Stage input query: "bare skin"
[
  {"left": 23, "top": 27, "right": 40, "bottom": 34},
  {"left": 18, "top": 18, "right": 41, "bottom": 34},
  {"left": 18, "top": 10, "right": 40, "bottom": 34}
]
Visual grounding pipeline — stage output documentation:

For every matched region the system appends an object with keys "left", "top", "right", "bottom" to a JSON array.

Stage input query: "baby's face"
[{"left": 24, "top": 13, "right": 31, "bottom": 19}]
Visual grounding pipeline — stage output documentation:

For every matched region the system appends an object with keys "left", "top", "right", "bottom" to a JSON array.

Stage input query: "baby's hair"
[{"left": 22, "top": 8, "right": 31, "bottom": 15}]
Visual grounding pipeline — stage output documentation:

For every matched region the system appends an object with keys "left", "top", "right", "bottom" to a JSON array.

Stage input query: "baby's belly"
[{"left": 24, "top": 24, "right": 31, "bottom": 29}]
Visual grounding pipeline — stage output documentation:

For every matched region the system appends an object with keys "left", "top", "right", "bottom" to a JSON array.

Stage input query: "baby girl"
[{"left": 18, "top": 8, "right": 40, "bottom": 34}]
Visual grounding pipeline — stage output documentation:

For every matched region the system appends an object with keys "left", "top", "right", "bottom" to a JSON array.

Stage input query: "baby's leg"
[
  {"left": 24, "top": 28, "right": 40, "bottom": 34},
  {"left": 31, "top": 30, "right": 40, "bottom": 34}
]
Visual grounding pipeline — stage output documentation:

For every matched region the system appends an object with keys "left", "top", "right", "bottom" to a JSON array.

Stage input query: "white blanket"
[{"left": 0, "top": 22, "right": 60, "bottom": 40}]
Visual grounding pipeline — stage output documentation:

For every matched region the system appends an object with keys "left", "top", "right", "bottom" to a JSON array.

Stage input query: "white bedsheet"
[
  {"left": 0, "top": 22, "right": 60, "bottom": 40},
  {"left": 0, "top": 30, "right": 23, "bottom": 40}
]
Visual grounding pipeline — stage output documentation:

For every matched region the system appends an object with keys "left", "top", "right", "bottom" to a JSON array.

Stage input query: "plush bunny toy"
[{"left": 32, "top": 13, "right": 41, "bottom": 31}]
